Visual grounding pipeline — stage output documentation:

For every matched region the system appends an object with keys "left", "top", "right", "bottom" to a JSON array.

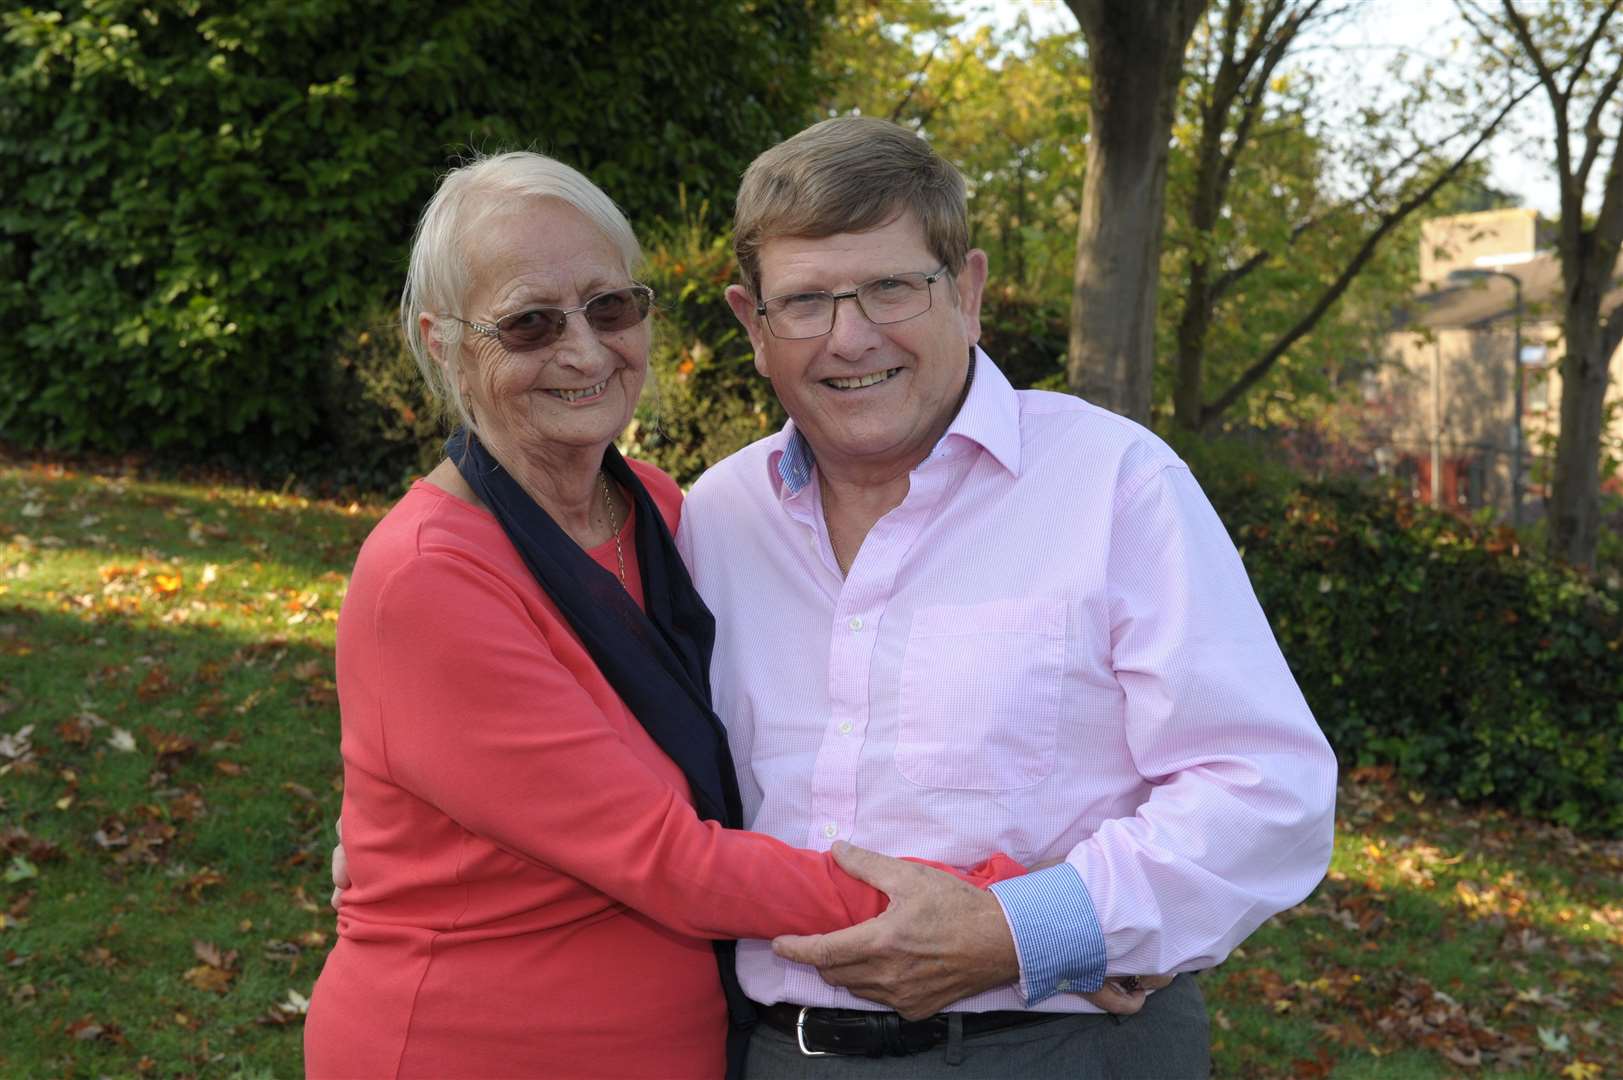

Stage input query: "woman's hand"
[{"left": 329, "top": 818, "right": 350, "bottom": 912}]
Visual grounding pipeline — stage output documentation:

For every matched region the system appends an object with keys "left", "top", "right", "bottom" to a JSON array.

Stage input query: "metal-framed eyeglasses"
[
  {"left": 755, "top": 267, "right": 948, "bottom": 340},
  {"left": 445, "top": 284, "right": 654, "bottom": 354}
]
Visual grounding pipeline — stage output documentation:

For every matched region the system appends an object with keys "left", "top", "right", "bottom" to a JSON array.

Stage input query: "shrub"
[
  {"left": 623, "top": 200, "right": 784, "bottom": 487},
  {"left": 316, "top": 308, "right": 446, "bottom": 493},
  {"left": 1197, "top": 462, "right": 1623, "bottom": 836},
  {"left": 0, "top": 0, "right": 828, "bottom": 463}
]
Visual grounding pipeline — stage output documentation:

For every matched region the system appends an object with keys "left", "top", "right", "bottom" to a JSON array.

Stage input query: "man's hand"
[
  {"left": 772, "top": 843, "right": 1172, "bottom": 1020},
  {"left": 772, "top": 842, "right": 1021, "bottom": 1019},
  {"left": 329, "top": 818, "right": 349, "bottom": 912},
  {"left": 1082, "top": 974, "right": 1175, "bottom": 1015}
]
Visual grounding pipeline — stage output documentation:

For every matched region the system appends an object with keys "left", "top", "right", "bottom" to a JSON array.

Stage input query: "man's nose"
[{"left": 826, "top": 293, "right": 882, "bottom": 355}]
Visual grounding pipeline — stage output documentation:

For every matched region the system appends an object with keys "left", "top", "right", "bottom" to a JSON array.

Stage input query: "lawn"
[{"left": 2, "top": 455, "right": 1619, "bottom": 1078}]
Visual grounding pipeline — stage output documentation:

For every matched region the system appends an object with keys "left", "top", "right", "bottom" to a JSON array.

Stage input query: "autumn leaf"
[
  {"left": 1561, "top": 1061, "right": 1604, "bottom": 1080},
  {"left": 192, "top": 939, "right": 237, "bottom": 969},
  {"left": 135, "top": 666, "right": 174, "bottom": 702},
  {"left": 177, "top": 867, "right": 225, "bottom": 902},
  {"left": 184, "top": 938, "right": 239, "bottom": 993},
  {"left": 141, "top": 726, "right": 196, "bottom": 762},
  {"left": 4, "top": 856, "right": 38, "bottom": 883},
  {"left": 54, "top": 718, "right": 93, "bottom": 748},
  {"left": 183, "top": 964, "right": 235, "bottom": 994},
  {"left": 64, "top": 1014, "right": 123, "bottom": 1043},
  {"left": 167, "top": 791, "right": 206, "bottom": 821},
  {"left": 257, "top": 987, "right": 311, "bottom": 1026}
]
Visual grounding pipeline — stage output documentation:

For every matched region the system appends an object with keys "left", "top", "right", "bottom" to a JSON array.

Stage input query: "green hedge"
[
  {"left": 624, "top": 202, "right": 786, "bottom": 487},
  {"left": 0, "top": 0, "right": 827, "bottom": 466},
  {"left": 1194, "top": 452, "right": 1623, "bottom": 836}
]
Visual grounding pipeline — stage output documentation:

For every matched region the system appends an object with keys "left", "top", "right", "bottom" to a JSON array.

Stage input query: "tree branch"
[
  {"left": 1557, "top": 0, "right": 1620, "bottom": 103},
  {"left": 1573, "top": 48, "right": 1623, "bottom": 194},
  {"left": 1210, "top": 212, "right": 1329, "bottom": 301},
  {"left": 1202, "top": 88, "right": 1533, "bottom": 425},
  {"left": 889, "top": 37, "right": 942, "bottom": 125}
]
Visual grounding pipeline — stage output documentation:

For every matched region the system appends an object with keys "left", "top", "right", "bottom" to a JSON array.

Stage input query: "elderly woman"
[{"left": 302, "top": 152, "right": 1018, "bottom": 1079}]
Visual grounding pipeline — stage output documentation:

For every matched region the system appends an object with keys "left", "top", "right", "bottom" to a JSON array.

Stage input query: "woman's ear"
[{"left": 419, "top": 312, "right": 446, "bottom": 366}]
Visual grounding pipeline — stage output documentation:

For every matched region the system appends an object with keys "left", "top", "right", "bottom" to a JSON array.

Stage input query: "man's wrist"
[{"left": 987, "top": 862, "right": 1107, "bottom": 1004}]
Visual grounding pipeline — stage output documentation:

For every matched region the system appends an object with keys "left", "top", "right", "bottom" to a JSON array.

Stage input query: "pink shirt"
[{"left": 677, "top": 349, "right": 1337, "bottom": 1012}]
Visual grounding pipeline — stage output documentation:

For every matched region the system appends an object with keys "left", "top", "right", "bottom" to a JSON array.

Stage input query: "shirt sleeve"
[
  {"left": 994, "top": 463, "right": 1337, "bottom": 1003},
  {"left": 368, "top": 550, "right": 893, "bottom": 941}
]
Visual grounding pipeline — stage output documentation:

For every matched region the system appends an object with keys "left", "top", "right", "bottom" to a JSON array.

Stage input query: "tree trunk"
[
  {"left": 1172, "top": 257, "right": 1215, "bottom": 432},
  {"left": 1548, "top": 292, "right": 1622, "bottom": 567},
  {"left": 1066, "top": 0, "right": 1206, "bottom": 423}
]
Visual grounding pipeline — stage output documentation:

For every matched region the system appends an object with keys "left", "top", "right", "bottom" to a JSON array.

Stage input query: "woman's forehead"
[{"left": 463, "top": 203, "right": 629, "bottom": 309}]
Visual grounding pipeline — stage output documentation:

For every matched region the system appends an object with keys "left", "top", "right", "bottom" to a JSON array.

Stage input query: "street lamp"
[{"left": 1448, "top": 258, "right": 1528, "bottom": 528}]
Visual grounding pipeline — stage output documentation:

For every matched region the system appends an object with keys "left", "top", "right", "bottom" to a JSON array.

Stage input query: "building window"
[{"left": 1524, "top": 367, "right": 1549, "bottom": 413}]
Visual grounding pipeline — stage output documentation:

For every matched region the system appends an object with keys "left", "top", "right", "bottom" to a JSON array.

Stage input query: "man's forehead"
[{"left": 756, "top": 214, "right": 932, "bottom": 289}]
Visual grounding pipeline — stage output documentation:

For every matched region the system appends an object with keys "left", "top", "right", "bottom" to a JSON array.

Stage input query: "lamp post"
[{"left": 1448, "top": 265, "right": 1525, "bottom": 528}]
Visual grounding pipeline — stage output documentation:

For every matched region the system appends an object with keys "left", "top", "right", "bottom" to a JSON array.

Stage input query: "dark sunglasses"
[{"left": 447, "top": 284, "right": 654, "bottom": 354}]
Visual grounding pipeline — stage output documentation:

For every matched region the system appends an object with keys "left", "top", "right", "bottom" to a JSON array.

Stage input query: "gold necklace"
[{"left": 599, "top": 471, "right": 626, "bottom": 585}]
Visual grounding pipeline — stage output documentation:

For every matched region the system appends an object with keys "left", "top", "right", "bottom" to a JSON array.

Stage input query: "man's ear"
[
  {"left": 955, "top": 249, "right": 990, "bottom": 347},
  {"left": 725, "top": 285, "right": 772, "bottom": 378}
]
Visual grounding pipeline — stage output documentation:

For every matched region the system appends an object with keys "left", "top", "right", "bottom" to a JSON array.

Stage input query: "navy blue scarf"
[{"left": 447, "top": 427, "right": 755, "bottom": 1075}]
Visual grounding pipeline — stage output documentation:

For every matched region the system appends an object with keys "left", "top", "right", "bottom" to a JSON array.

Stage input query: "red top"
[{"left": 304, "top": 467, "right": 984, "bottom": 1078}]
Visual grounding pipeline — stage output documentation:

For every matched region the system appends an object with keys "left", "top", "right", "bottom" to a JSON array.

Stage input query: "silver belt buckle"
[{"left": 795, "top": 1006, "right": 834, "bottom": 1057}]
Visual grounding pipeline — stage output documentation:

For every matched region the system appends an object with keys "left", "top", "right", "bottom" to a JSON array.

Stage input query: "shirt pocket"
[{"left": 895, "top": 598, "right": 1066, "bottom": 791}]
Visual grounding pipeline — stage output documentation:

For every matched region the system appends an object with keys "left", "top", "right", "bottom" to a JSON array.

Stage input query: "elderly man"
[{"left": 671, "top": 115, "right": 1337, "bottom": 1077}]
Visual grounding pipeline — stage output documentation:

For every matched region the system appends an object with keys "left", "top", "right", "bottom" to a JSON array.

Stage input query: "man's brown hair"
[{"left": 733, "top": 116, "right": 969, "bottom": 297}]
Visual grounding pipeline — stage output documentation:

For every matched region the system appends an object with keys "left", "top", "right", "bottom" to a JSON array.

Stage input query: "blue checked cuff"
[{"left": 987, "top": 862, "right": 1107, "bottom": 1004}]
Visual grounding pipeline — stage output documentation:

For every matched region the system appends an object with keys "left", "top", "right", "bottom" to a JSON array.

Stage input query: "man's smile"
[{"left": 824, "top": 367, "right": 902, "bottom": 390}]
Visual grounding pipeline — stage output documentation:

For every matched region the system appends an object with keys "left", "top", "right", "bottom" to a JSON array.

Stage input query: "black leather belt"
[{"left": 756, "top": 1001, "right": 1063, "bottom": 1057}]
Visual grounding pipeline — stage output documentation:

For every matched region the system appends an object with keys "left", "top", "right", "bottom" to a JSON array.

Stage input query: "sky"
[{"left": 955, "top": 0, "right": 1567, "bottom": 217}]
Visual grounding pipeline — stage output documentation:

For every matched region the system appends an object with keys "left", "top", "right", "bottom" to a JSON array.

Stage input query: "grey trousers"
[{"left": 742, "top": 973, "right": 1210, "bottom": 1080}]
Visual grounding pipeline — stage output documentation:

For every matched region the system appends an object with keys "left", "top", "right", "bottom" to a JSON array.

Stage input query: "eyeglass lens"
[
  {"left": 765, "top": 272, "right": 935, "bottom": 339},
  {"left": 495, "top": 287, "right": 651, "bottom": 352}
]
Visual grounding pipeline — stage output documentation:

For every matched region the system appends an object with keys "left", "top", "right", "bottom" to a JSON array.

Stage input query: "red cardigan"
[{"left": 305, "top": 468, "right": 1010, "bottom": 1078}]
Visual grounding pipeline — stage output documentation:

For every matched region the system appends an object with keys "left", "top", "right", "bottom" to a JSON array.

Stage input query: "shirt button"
[
  {"left": 823, "top": 823, "right": 838, "bottom": 839},
  {"left": 838, "top": 720, "right": 853, "bottom": 735},
  {"left": 848, "top": 616, "right": 863, "bottom": 631}
]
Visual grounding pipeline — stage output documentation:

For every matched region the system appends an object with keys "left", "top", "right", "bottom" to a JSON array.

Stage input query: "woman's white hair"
[{"left": 399, "top": 150, "right": 643, "bottom": 432}]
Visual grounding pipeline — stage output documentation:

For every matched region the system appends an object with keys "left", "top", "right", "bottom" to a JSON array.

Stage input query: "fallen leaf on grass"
[
  {"left": 1288, "top": 1048, "right": 1334, "bottom": 1078},
  {"left": 1538, "top": 1026, "right": 1571, "bottom": 1053},
  {"left": 257, "top": 988, "right": 311, "bottom": 1026},
  {"left": 184, "top": 938, "right": 238, "bottom": 994},
  {"left": 177, "top": 868, "right": 225, "bottom": 902},
  {"left": 1, "top": 826, "right": 62, "bottom": 863},
  {"left": 65, "top": 1014, "right": 125, "bottom": 1044},
  {"left": 135, "top": 666, "right": 174, "bottom": 701},
  {"left": 167, "top": 791, "right": 206, "bottom": 821},
  {"left": 0, "top": 723, "right": 35, "bottom": 763},
  {"left": 55, "top": 717, "right": 93, "bottom": 747},
  {"left": 142, "top": 726, "right": 196, "bottom": 763},
  {"left": 183, "top": 965, "right": 234, "bottom": 994},
  {"left": 263, "top": 939, "right": 302, "bottom": 961},
  {"left": 1561, "top": 1062, "right": 1604, "bottom": 1080}
]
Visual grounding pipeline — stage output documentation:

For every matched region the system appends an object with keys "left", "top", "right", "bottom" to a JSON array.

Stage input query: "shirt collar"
[{"left": 766, "top": 345, "right": 1022, "bottom": 498}]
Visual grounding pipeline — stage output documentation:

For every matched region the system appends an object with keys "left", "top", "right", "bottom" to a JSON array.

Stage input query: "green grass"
[{"left": 2, "top": 455, "right": 1619, "bottom": 1078}]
